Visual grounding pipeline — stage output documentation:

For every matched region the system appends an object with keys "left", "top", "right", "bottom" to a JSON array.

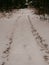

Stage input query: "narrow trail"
[
  {"left": 0, "top": 9, "right": 49, "bottom": 65},
  {"left": 5, "top": 12, "right": 47, "bottom": 65}
]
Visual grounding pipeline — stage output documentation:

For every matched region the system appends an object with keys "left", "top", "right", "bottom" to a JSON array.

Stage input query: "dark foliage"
[
  {"left": 0, "top": 0, "right": 26, "bottom": 11},
  {"left": 0, "top": 0, "right": 49, "bottom": 14},
  {"left": 32, "top": 0, "right": 49, "bottom": 14}
]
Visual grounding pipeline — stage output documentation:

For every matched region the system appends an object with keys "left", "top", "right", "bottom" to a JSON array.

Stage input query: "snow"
[{"left": 0, "top": 8, "right": 49, "bottom": 65}]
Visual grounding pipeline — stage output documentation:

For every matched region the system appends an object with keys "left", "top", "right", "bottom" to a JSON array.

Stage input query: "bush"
[
  {"left": 32, "top": 0, "right": 49, "bottom": 14},
  {"left": 0, "top": 0, "right": 26, "bottom": 11}
]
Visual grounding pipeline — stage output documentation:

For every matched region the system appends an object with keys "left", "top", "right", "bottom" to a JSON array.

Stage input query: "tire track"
[
  {"left": 28, "top": 15, "right": 49, "bottom": 64},
  {"left": 1, "top": 15, "right": 21, "bottom": 65}
]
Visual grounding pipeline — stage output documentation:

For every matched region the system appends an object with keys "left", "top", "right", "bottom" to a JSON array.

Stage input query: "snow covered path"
[{"left": 0, "top": 9, "right": 49, "bottom": 65}]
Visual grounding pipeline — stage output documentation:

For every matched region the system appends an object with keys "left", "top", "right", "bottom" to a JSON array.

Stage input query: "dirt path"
[
  {"left": 0, "top": 9, "right": 49, "bottom": 65},
  {"left": 4, "top": 12, "right": 47, "bottom": 65}
]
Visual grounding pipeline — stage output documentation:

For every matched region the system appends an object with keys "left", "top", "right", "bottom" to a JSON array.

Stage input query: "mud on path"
[
  {"left": 28, "top": 15, "right": 49, "bottom": 64},
  {"left": 1, "top": 15, "right": 21, "bottom": 65}
]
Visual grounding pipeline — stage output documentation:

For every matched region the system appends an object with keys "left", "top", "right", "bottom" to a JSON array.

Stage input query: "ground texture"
[{"left": 0, "top": 9, "right": 49, "bottom": 65}]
